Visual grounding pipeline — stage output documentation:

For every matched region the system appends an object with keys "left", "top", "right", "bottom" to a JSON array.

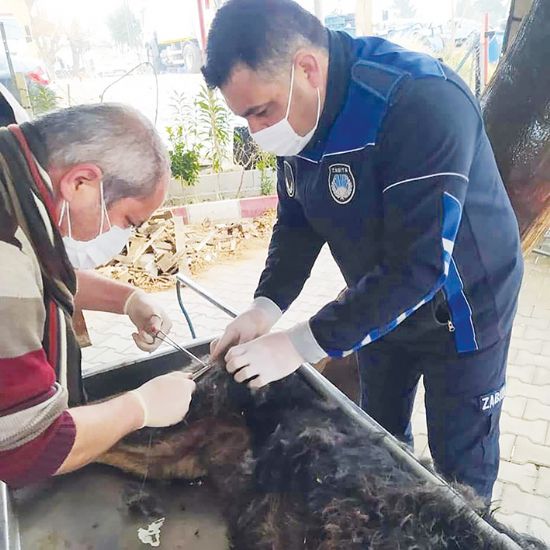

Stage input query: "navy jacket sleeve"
[
  {"left": 254, "top": 159, "right": 326, "bottom": 311},
  {"left": 306, "top": 78, "right": 483, "bottom": 357}
]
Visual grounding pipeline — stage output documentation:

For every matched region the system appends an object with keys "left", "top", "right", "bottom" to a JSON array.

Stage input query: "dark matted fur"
[{"left": 98, "top": 363, "right": 548, "bottom": 549}]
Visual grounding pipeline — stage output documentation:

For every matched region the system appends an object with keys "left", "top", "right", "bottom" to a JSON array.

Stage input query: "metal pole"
[
  {"left": 196, "top": 0, "right": 208, "bottom": 51},
  {"left": 175, "top": 272, "right": 521, "bottom": 549},
  {"left": 176, "top": 272, "right": 239, "bottom": 320},
  {"left": 0, "top": 23, "right": 20, "bottom": 103},
  {"left": 0, "top": 482, "right": 21, "bottom": 550},
  {"left": 475, "top": 37, "right": 481, "bottom": 98},
  {"left": 483, "top": 13, "right": 490, "bottom": 87}
]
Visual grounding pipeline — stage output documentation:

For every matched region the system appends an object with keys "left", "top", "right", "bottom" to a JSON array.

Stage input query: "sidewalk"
[{"left": 82, "top": 245, "right": 550, "bottom": 542}]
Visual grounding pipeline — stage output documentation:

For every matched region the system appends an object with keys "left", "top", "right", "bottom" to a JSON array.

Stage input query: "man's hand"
[
  {"left": 210, "top": 297, "right": 282, "bottom": 360},
  {"left": 225, "top": 332, "right": 304, "bottom": 389},
  {"left": 124, "top": 290, "right": 172, "bottom": 352},
  {"left": 56, "top": 372, "right": 196, "bottom": 475},
  {"left": 128, "top": 372, "right": 196, "bottom": 428}
]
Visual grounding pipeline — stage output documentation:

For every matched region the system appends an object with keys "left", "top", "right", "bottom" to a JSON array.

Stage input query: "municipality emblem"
[
  {"left": 283, "top": 160, "right": 295, "bottom": 198},
  {"left": 328, "top": 164, "right": 355, "bottom": 204}
]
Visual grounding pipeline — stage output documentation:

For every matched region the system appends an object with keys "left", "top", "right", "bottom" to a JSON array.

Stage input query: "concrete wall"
[{"left": 168, "top": 168, "right": 276, "bottom": 203}]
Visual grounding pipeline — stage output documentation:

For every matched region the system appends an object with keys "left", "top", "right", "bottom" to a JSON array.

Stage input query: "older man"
[
  {"left": 206, "top": 0, "right": 523, "bottom": 501},
  {"left": 0, "top": 103, "right": 195, "bottom": 487}
]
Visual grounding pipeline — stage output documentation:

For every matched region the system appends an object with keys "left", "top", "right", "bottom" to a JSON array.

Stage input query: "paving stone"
[
  {"left": 500, "top": 412, "right": 548, "bottom": 444},
  {"left": 524, "top": 327, "right": 550, "bottom": 341},
  {"left": 493, "top": 511, "right": 530, "bottom": 535},
  {"left": 94, "top": 333, "right": 135, "bottom": 352},
  {"left": 502, "top": 396, "right": 527, "bottom": 418},
  {"left": 491, "top": 480, "right": 505, "bottom": 504},
  {"left": 499, "top": 484, "right": 550, "bottom": 522},
  {"left": 500, "top": 434, "right": 516, "bottom": 461},
  {"left": 506, "top": 378, "right": 550, "bottom": 405},
  {"left": 524, "top": 400, "right": 550, "bottom": 423},
  {"left": 535, "top": 466, "right": 550, "bottom": 497},
  {"left": 513, "top": 350, "right": 550, "bottom": 369},
  {"left": 542, "top": 342, "right": 550, "bottom": 358},
  {"left": 517, "top": 301, "right": 535, "bottom": 317},
  {"left": 514, "top": 315, "right": 550, "bottom": 331},
  {"left": 507, "top": 346, "right": 520, "bottom": 364},
  {"left": 413, "top": 433, "right": 429, "bottom": 459},
  {"left": 532, "top": 306, "right": 550, "bottom": 321},
  {"left": 512, "top": 436, "right": 550, "bottom": 468},
  {"left": 533, "top": 367, "right": 550, "bottom": 386},
  {"left": 497, "top": 460, "right": 538, "bottom": 493},
  {"left": 527, "top": 518, "right": 550, "bottom": 544},
  {"left": 81, "top": 344, "right": 113, "bottom": 364},
  {"left": 509, "top": 338, "right": 544, "bottom": 354},
  {"left": 506, "top": 363, "right": 536, "bottom": 384},
  {"left": 511, "top": 324, "right": 526, "bottom": 339},
  {"left": 83, "top": 349, "right": 136, "bottom": 374}
]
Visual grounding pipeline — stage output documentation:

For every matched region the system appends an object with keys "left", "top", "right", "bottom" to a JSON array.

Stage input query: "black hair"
[{"left": 202, "top": 0, "right": 328, "bottom": 89}]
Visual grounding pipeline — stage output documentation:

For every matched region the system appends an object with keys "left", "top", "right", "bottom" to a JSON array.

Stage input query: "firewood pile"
[{"left": 96, "top": 209, "right": 276, "bottom": 291}]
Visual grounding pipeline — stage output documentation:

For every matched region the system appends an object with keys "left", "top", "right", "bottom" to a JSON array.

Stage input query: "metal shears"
[{"left": 155, "top": 329, "right": 215, "bottom": 381}]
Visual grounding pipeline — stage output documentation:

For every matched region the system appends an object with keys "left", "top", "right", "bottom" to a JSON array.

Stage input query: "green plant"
[
  {"left": 29, "top": 84, "right": 60, "bottom": 115},
  {"left": 166, "top": 125, "right": 201, "bottom": 187},
  {"left": 170, "top": 90, "right": 195, "bottom": 130},
  {"left": 257, "top": 151, "right": 277, "bottom": 196},
  {"left": 196, "top": 84, "right": 230, "bottom": 173}
]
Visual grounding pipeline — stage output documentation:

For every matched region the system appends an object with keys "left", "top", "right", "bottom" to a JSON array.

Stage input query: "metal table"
[{"left": 0, "top": 275, "right": 522, "bottom": 549}]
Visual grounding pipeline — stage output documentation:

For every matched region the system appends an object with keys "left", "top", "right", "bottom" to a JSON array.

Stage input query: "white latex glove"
[
  {"left": 128, "top": 372, "right": 196, "bottom": 428},
  {"left": 225, "top": 331, "right": 304, "bottom": 389},
  {"left": 124, "top": 289, "right": 173, "bottom": 352},
  {"left": 210, "top": 297, "right": 282, "bottom": 360}
]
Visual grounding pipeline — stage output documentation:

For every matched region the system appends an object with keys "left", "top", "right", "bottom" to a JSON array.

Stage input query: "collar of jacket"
[
  {"left": 20, "top": 121, "right": 50, "bottom": 173},
  {"left": 300, "top": 30, "right": 355, "bottom": 156}
]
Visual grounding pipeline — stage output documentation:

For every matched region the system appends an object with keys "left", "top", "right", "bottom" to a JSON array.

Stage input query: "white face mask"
[
  {"left": 250, "top": 63, "right": 321, "bottom": 157},
  {"left": 59, "top": 182, "right": 133, "bottom": 270}
]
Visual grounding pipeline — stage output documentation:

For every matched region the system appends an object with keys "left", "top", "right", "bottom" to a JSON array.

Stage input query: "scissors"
[{"left": 156, "top": 329, "right": 215, "bottom": 381}]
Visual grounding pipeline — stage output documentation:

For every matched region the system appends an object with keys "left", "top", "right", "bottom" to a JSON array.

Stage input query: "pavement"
[{"left": 82, "top": 243, "right": 550, "bottom": 543}]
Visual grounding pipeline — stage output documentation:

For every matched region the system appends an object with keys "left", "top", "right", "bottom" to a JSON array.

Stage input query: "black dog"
[{"left": 99, "top": 364, "right": 548, "bottom": 549}]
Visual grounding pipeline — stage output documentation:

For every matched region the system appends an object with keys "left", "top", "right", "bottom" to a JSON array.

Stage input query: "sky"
[
  {"left": 36, "top": 0, "right": 462, "bottom": 38},
  {"left": 34, "top": 0, "right": 506, "bottom": 39}
]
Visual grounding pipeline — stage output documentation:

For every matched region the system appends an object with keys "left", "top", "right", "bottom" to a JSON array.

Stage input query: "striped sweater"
[{"left": 0, "top": 124, "right": 81, "bottom": 487}]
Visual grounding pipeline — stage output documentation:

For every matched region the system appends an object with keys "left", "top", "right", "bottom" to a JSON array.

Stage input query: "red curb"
[
  {"left": 239, "top": 195, "right": 278, "bottom": 218},
  {"left": 170, "top": 195, "right": 277, "bottom": 224},
  {"left": 171, "top": 206, "right": 189, "bottom": 224}
]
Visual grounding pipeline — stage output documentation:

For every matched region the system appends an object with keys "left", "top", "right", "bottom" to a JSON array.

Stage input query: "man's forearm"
[
  {"left": 55, "top": 393, "right": 143, "bottom": 475},
  {"left": 75, "top": 270, "right": 134, "bottom": 314}
]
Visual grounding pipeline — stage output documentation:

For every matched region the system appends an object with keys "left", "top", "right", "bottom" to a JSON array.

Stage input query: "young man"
[{"left": 205, "top": 0, "right": 523, "bottom": 500}]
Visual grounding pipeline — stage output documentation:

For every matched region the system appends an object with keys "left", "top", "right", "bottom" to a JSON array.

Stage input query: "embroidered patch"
[
  {"left": 479, "top": 385, "right": 505, "bottom": 414},
  {"left": 283, "top": 160, "right": 295, "bottom": 198},
  {"left": 328, "top": 164, "right": 356, "bottom": 204}
]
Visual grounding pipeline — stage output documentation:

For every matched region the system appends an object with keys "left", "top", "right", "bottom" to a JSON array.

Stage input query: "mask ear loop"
[
  {"left": 314, "top": 86, "right": 321, "bottom": 126},
  {"left": 284, "top": 63, "right": 296, "bottom": 120},
  {"left": 99, "top": 181, "right": 112, "bottom": 233},
  {"left": 58, "top": 201, "right": 72, "bottom": 239}
]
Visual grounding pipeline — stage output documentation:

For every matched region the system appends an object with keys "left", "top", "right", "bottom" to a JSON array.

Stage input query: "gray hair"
[{"left": 32, "top": 103, "right": 169, "bottom": 205}]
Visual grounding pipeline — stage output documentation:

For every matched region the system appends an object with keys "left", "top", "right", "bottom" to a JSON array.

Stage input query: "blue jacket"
[{"left": 255, "top": 31, "right": 523, "bottom": 361}]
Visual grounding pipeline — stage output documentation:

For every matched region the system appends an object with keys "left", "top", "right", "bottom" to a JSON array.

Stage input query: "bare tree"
[
  {"left": 30, "top": 13, "right": 64, "bottom": 78},
  {"left": 66, "top": 19, "right": 90, "bottom": 77}
]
